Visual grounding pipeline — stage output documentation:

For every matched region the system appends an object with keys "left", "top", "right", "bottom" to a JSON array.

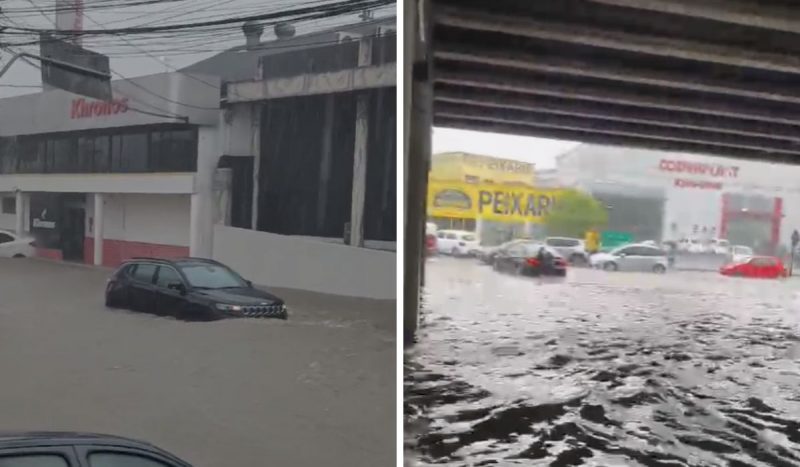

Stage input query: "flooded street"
[
  {"left": 406, "top": 257, "right": 800, "bottom": 466},
  {"left": 0, "top": 259, "right": 394, "bottom": 467}
]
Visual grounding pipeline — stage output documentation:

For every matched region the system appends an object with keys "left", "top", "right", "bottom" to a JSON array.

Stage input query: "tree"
[{"left": 543, "top": 190, "right": 608, "bottom": 238}]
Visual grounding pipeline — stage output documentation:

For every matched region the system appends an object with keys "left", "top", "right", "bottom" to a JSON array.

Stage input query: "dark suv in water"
[{"left": 105, "top": 257, "right": 287, "bottom": 321}]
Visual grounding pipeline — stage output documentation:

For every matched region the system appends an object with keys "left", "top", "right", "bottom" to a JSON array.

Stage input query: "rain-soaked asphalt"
[
  {"left": 0, "top": 259, "right": 395, "bottom": 467},
  {"left": 406, "top": 257, "right": 800, "bottom": 466}
]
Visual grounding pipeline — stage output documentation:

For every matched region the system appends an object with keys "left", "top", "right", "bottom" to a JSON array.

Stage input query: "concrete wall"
[
  {"left": 86, "top": 193, "right": 190, "bottom": 246},
  {"left": 84, "top": 193, "right": 191, "bottom": 266},
  {"left": 212, "top": 225, "right": 395, "bottom": 299}
]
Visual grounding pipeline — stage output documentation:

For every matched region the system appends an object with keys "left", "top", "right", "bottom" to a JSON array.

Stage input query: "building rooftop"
[{"left": 180, "top": 16, "right": 396, "bottom": 83}]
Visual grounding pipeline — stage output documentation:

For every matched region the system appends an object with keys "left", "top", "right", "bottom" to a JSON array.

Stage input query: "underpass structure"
[{"left": 404, "top": 0, "right": 800, "bottom": 343}]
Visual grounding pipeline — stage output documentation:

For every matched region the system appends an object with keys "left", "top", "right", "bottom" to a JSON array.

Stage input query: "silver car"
[
  {"left": 590, "top": 244, "right": 668, "bottom": 273},
  {"left": 544, "top": 237, "right": 588, "bottom": 264}
]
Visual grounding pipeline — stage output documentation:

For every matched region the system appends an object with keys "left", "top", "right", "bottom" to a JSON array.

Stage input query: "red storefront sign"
[
  {"left": 660, "top": 159, "right": 739, "bottom": 178},
  {"left": 70, "top": 97, "right": 129, "bottom": 119}
]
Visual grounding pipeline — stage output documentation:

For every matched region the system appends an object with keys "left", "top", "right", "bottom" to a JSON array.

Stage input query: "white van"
[{"left": 436, "top": 230, "right": 480, "bottom": 257}]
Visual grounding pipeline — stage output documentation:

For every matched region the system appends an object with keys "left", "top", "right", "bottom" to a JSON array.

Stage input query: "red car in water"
[
  {"left": 425, "top": 223, "right": 437, "bottom": 256},
  {"left": 720, "top": 256, "right": 787, "bottom": 279}
]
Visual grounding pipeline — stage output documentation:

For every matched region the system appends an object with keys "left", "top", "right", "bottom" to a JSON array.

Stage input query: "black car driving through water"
[
  {"left": 492, "top": 242, "right": 567, "bottom": 277},
  {"left": 0, "top": 431, "right": 192, "bottom": 466},
  {"left": 105, "top": 257, "right": 287, "bottom": 320}
]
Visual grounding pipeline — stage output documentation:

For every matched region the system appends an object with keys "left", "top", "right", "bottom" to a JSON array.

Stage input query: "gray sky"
[
  {"left": 0, "top": 0, "right": 394, "bottom": 97},
  {"left": 433, "top": 127, "right": 579, "bottom": 169}
]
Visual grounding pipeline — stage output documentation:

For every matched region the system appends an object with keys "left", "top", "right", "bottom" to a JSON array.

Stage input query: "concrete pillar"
[
  {"left": 476, "top": 217, "right": 485, "bottom": 239},
  {"left": 191, "top": 126, "right": 221, "bottom": 258},
  {"left": 93, "top": 193, "right": 104, "bottom": 266},
  {"left": 316, "top": 94, "right": 336, "bottom": 231},
  {"left": 250, "top": 103, "right": 261, "bottom": 230},
  {"left": 14, "top": 190, "right": 24, "bottom": 238},
  {"left": 189, "top": 193, "right": 208, "bottom": 258},
  {"left": 404, "top": 0, "right": 432, "bottom": 345},
  {"left": 349, "top": 36, "right": 374, "bottom": 248}
]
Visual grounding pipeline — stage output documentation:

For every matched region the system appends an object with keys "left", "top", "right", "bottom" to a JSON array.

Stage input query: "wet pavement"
[
  {"left": 406, "top": 257, "right": 800, "bottom": 466},
  {"left": 0, "top": 259, "right": 395, "bottom": 467}
]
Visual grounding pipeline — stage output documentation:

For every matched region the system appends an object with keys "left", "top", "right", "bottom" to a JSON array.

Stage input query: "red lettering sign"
[
  {"left": 70, "top": 97, "right": 129, "bottom": 119},
  {"left": 674, "top": 178, "right": 723, "bottom": 190},
  {"left": 659, "top": 159, "right": 739, "bottom": 178}
]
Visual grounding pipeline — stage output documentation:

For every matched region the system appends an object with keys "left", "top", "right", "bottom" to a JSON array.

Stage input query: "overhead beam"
[
  {"left": 435, "top": 104, "right": 800, "bottom": 156},
  {"left": 435, "top": 5, "right": 800, "bottom": 75},
  {"left": 434, "top": 117, "right": 800, "bottom": 164},
  {"left": 435, "top": 69, "right": 800, "bottom": 126},
  {"left": 585, "top": 0, "right": 800, "bottom": 34},
  {"left": 434, "top": 86, "right": 800, "bottom": 142},
  {"left": 434, "top": 45, "right": 800, "bottom": 105}
]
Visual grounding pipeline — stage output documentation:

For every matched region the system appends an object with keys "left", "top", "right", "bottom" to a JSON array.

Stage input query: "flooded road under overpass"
[{"left": 406, "top": 257, "right": 800, "bottom": 466}]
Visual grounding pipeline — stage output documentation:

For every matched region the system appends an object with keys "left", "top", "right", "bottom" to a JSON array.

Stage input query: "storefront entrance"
[{"left": 30, "top": 193, "right": 86, "bottom": 262}]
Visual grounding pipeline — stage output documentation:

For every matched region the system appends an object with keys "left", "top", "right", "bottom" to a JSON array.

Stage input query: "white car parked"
[
  {"left": 709, "top": 238, "right": 730, "bottom": 255},
  {"left": 0, "top": 230, "right": 35, "bottom": 258},
  {"left": 436, "top": 230, "right": 480, "bottom": 257},
  {"left": 729, "top": 245, "right": 753, "bottom": 263},
  {"left": 590, "top": 243, "right": 669, "bottom": 273}
]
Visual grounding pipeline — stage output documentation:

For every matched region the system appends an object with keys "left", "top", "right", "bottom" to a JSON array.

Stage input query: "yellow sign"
[
  {"left": 428, "top": 181, "right": 562, "bottom": 223},
  {"left": 430, "top": 152, "right": 535, "bottom": 186}
]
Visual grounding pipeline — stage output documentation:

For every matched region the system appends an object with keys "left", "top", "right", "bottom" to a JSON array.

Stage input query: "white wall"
[
  {"left": 87, "top": 193, "right": 190, "bottom": 246},
  {"left": 213, "top": 225, "right": 396, "bottom": 299}
]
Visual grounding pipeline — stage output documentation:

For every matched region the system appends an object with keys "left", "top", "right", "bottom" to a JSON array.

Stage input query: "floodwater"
[
  {"left": 406, "top": 258, "right": 800, "bottom": 466},
  {"left": 0, "top": 259, "right": 395, "bottom": 467}
]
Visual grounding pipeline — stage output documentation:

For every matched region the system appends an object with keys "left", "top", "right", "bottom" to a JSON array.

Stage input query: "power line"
[{"left": 1, "top": 0, "right": 393, "bottom": 35}]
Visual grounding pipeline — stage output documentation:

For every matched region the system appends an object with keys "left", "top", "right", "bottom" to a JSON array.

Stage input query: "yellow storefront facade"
[{"left": 428, "top": 152, "right": 562, "bottom": 244}]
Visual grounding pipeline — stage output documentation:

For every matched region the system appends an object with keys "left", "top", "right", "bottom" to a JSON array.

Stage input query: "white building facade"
[
  {"left": 556, "top": 145, "right": 800, "bottom": 253},
  {"left": 0, "top": 72, "right": 228, "bottom": 266}
]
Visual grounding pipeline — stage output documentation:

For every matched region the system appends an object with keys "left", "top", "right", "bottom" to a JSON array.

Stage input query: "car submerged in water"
[
  {"left": 720, "top": 256, "right": 787, "bottom": 279},
  {"left": 105, "top": 257, "right": 287, "bottom": 320},
  {"left": 492, "top": 242, "right": 567, "bottom": 277}
]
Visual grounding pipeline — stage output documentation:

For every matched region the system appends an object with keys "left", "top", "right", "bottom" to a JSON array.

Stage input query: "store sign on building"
[
  {"left": 70, "top": 97, "right": 129, "bottom": 119},
  {"left": 32, "top": 208, "right": 56, "bottom": 229},
  {"left": 427, "top": 180, "right": 561, "bottom": 223},
  {"left": 673, "top": 179, "right": 723, "bottom": 190},
  {"left": 659, "top": 159, "right": 739, "bottom": 178}
]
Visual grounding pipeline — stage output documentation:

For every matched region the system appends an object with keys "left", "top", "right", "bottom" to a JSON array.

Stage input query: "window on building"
[
  {"left": 0, "top": 126, "right": 196, "bottom": 175},
  {"left": 2, "top": 197, "right": 15, "bottom": 214},
  {"left": 93, "top": 135, "right": 111, "bottom": 172},
  {"left": 120, "top": 133, "right": 148, "bottom": 172}
]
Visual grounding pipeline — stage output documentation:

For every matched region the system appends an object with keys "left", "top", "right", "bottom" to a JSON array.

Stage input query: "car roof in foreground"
[
  {"left": 0, "top": 431, "right": 164, "bottom": 451},
  {"left": 0, "top": 432, "right": 189, "bottom": 464}
]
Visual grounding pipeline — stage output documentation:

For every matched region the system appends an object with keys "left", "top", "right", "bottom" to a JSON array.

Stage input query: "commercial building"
[
  {"left": 0, "top": 16, "right": 397, "bottom": 299},
  {"left": 427, "top": 152, "right": 560, "bottom": 244},
  {"left": 0, "top": 72, "right": 223, "bottom": 265},
  {"left": 556, "top": 145, "right": 800, "bottom": 254}
]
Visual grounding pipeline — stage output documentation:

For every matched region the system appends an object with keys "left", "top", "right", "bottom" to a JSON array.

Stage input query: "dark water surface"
[{"left": 406, "top": 258, "right": 800, "bottom": 466}]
